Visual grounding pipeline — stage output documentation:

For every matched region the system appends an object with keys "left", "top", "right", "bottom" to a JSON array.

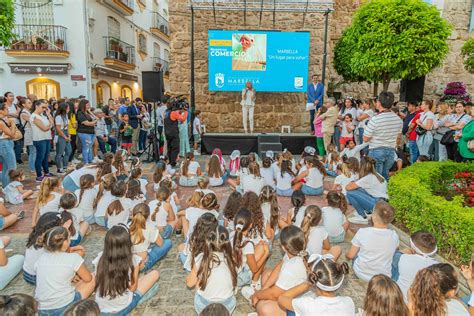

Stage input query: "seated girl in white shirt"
[
  {"left": 125, "top": 179, "right": 146, "bottom": 210},
  {"left": 153, "top": 161, "right": 176, "bottom": 192},
  {"left": 279, "top": 256, "right": 355, "bottom": 316},
  {"left": 61, "top": 193, "right": 89, "bottom": 247},
  {"left": 241, "top": 192, "right": 266, "bottom": 244},
  {"left": 275, "top": 160, "right": 295, "bottom": 197},
  {"left": 259, "top": 185, "right": 281, "bottom": 242},
  {"left": 324, "top": 144, "right": 340, "bottom": 177},
  {"left": 73, "top": 174, "right": 98, "bottom": 225},
  {"left": 228, "top": 156, "right": 250, "bottom": 191},
  {"left": 241, "top": 162, "right": 266, "bottom": 195},
  {"left": 292, "top": 156, "right": 326, "bottom": 196},
  {"left": 360, "top": 274, "right": 408, "bottom": 315},
  {"left": 32, "top": 177, "right": 62, "bottom": 227},
  {"left": 179, "top": 152, "right": 202, "bottom": 187},
  {"left": 322, "top": 191, "right": 349, "bottom": 244},
  {"left": 260, "top": 156, "right": 275, "bottom": 189},
  {"left": 112, "top": 149, "right": 129, "bottom": 181},
  {"left": 105, "top": 181, "right": 133, "bottom": 229},
  {"left": 222, "top": 191, "right": 243, "bottom": 231},
  {"left": 251, "top": 226, "right": 308, "bottom": 315},
  {"left": 0, "top": 236, "right": 24, "bottom": 291},
  {"left": 4, "top": 170, "right": 34, "bottom": 205},
  {"left": 93, "top": 174, "right": 117, "bottom": 227},
  {"left": 148, "top": 186, "right": 176, "bottom": 239},
  {"left": 332, "top": 162, "right": 356, "bottom": 196},
  {"left": 186, "top": 225, "right": 237, "bottom": 315},
  {"left": 284, "top": 190, "right": 307, "bottom": 228},
  {"left": 206, "top": 154, "right": 226, "bottom": 187},
  {"left": 94, "top": 225, "right": 160, "bottom": 315},
  {"left": 129, "top": 167, "right": 148, "bottom": 199}
]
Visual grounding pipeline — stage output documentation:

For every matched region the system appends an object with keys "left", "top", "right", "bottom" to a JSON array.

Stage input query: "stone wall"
[{"left": 169, "top": 0, "right": 473, "bottom": 133}]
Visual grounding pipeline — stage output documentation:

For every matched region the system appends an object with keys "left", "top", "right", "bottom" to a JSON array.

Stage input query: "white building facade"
[{"left": 0, "top": 0, "right": 170, "bottom": 104}]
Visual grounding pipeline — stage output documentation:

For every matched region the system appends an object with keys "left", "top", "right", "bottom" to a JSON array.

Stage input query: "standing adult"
[
  {"left": 54, "top": 103, "right": 72, "bottom": 173},
  {"left": 102, "top": 98, "right": 115, "bottom": 135},
  {"left": 444, "top": 102, "right": 471, "bottom": 162},
  {"left": 356, "top": 99, "right": 375, "bottom": 145},
  {"left": 164, "top": 99, "right": 188, "bottom": 166},
  {"left": 19, "top": 98, "right": 35, "bottom": 174},
  {"left": 138, "top": 105, "right": 151, "bottom": 153},
  {"left": 94, "top": 108, "right": 117, "bottom": 155},
  {"left": 415, "top": 100, "right": 435, "bottom": 158},
  {"left": 127, "top": 98, "right": 142, "bottom": 153},
  {"left": 433, "top": 103, "right": 452, "bottom": 161},
  {"left": 241, "top": 81, "right": 256, "bottom": 134},
  {"left": 319, "top": 97, "right": 338, "bottom": 152},
  {"left": 4, "top": 92, "right": 22, "bottom": 164},
  {"left": 155, "top": 101, "right": 167, "bottom": 150},
  {"left": 67, "top": 100, "right": 79, "bottom": 163},
  {"left": 363, "top": 92, "right": 403, "bottom": 180},
  {"left": 30, "top": 99, "right": 54, "bottom": 182},
  {"left": 0, "top": 102, "right": 17, "bottom": 187},
  {"left": 178, "top": 106, "right": 190, "bottom": 158},
  {"left": 306, "top": 74, "right": 324, "bottom": 133},
  {"left": 76, "top": 99, "right": 97, "bottom": 164}
]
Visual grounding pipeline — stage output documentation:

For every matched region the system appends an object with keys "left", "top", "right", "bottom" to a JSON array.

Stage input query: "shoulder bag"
[{"left": 441, "top": 114, "right": 466, "bottom": 146}]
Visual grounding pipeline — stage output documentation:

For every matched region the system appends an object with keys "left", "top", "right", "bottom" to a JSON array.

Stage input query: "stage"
[{"left": 201, "top": 133, "right": 316, "bottom": 155}]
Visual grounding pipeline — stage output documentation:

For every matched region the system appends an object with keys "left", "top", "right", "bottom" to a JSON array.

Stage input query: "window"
[
  {"left": 121, "top": 85, "right": 133, "bottom": 99},
  {"left": 153, "top": 42, "right": 161, "bottom": 58},
  {"left": 138, "top": 34, "right": 147, "bottom": 54},
  {"left": 21, "top": 0, "right": 54, "bottom": 25},
  {"left": 164, "top": 49, "right": 169, "bottom": 61},
  {"left": 107, "top": 16, "right": 121, "bottom": 39}
]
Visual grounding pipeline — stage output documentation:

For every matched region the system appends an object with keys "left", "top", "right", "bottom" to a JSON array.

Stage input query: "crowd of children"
[{"left": 0, "top": 147, "right": 472, "bottom": 316}]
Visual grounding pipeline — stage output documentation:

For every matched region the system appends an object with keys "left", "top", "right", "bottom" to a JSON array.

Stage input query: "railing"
[
  {"left": 7, "top": 25, "right": 68, "bottom": 51},
  {"left": 152, "top": 57, "right": 169, "bottom": 75},
  {"left": 104, "top": 36, "right": 136, "bottom": 65},
  {"left": 117, "top": 0, "right": 134, "bottom": 9},
  {"left": 152, "top": 12, "right": 169, "bottom": 36}
]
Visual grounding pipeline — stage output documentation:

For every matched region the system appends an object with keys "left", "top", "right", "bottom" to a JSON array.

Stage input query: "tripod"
[{"left": 139, "top": 102, "right": 160, "bottom": 162}]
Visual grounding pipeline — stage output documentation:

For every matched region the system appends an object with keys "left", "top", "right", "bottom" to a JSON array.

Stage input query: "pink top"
[{"left": 314, "top": 116, "right": 323, "bottom": 137}]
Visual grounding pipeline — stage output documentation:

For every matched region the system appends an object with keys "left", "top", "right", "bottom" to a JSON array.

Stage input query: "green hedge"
[{"left": 388, "top": 162, "right": 474, "bottom": 264}]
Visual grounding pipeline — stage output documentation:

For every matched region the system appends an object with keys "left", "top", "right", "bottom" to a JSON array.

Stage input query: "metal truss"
[{"left": 189, "top": 0, "right": 334, "bottom": 13}]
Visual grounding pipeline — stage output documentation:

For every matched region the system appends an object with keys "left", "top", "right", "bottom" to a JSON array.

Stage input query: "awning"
[{"left": 93, "top": 65, "right": 139, "bottom": 81}]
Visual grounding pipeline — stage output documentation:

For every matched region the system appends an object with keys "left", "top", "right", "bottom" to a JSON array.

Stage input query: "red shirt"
[
  {"left": 170, "top": 110, "right": 188, "bottom": 123},
  {"left": 408, "top": 112, "right": 421, "bottom": 141}
]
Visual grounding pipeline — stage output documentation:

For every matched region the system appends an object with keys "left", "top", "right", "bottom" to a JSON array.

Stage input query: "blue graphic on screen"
[{"left": 208, "top": 30, "right": 310, "bottom": 92}]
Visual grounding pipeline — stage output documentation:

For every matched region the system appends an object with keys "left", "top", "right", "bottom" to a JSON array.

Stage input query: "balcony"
[
  {"left": 103, "top": 37, "right": 136, "bottom": 71},
  {"left": 103, "top": 0, "right": 134, "bottom": 16},
  {"left": 152, "top": 57, "right": 169, "bottom": 77},
  {"left": 5, "top": 25, "right": 69, "bottom": 58},
  {"left": 150, "top": 12, "right": 170, "bottom": 42}
]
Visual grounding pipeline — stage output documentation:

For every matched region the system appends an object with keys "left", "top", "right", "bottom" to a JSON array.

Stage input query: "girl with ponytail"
[
  {"left": 34, "top": 226, "right": 95, "bottom": 315},
  {"left": 251, "top": 226, "right": 308, "bottom": 315},
  {"left": 284, "top": 190, "right": 307, "bottom": 227},
  {"left": 73, "top": 174, "right": 97, "bottom": 224},
  {"left": 148, "top": 186, "right": 176, "bottom": 239},
  {"left": 233, "top": 208, "right": 270, "bottom": 290},
  {"left": 279, "top": 255, "right": 354, "bottom": 315},
  {"left": 322, "top": 191, "right": 349, "bottom": 243},
  {"left": 179, "top": 152, "right": 201, "bottom": 187},
  {"left": 93, "top": 173, "right": 117, "bottom": 226},
  {"left": 126, "top": 179, "right": 146, "bottom": 208},
  {"left": 32, "top": 176, "right": 61, "bottom": 227},
  {"left": 186, "top": 225, "right": 237, "bottom": 314},
  {"left": 129, "top": 203, "right": 172, "bottom": 273},
  {"left": 300, "top": 205, "right": 342, "bottom": 260},
  {"left": 105, "top": 180, "right": 133, "bottom": 229},
  {"left": 259, "top": 185, "right": 281, "bottom": 241}
]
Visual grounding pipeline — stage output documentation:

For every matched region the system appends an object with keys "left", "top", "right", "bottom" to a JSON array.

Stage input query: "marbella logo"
[{"left": 215, "top": 73, "right": 225, "bottom": 88}]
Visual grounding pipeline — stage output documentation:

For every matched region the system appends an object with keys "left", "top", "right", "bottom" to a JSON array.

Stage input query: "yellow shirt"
[{"left": 68, "top": 114, "right": 77, "bottom": 135}]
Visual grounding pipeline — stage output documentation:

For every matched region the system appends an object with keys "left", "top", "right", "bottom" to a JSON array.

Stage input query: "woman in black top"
[{"left": 76, "top": 99, "right": 97, "bottom": 163}]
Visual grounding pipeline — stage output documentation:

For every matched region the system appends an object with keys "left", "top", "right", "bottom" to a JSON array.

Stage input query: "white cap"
[
  {"left": 304, "top": 146, "right": 316, "bottom": 156},
  {"left": 265, "top": 150, "right": 274, "bottom": 159},
  {"left": 230, "top": 150, "right": 241, "bottom": 160}
]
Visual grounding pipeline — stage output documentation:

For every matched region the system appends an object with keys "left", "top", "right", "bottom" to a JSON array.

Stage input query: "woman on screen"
[{"left": 241, "top": 81, "right": 256, "bottom": 134}]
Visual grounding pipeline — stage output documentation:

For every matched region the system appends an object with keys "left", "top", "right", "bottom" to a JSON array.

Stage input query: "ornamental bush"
[{"left": 388, "top": 161, "right": 474, "bottom": 264}]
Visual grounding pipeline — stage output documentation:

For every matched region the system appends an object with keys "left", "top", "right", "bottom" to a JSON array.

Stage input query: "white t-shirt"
[
  {"left": 132, "top": 224, "right": 159, "bottom": 254},
  {"left": 95, "top": 191, "right": 114, "bottom": 218},
  {"left": 293, "top": 295, "right": 356, "bottom": 316},
  {"left": 55, "top": 115, "right": 69, "bottom": 130},
  {"left": 322, "top": 206, "right": 347, "bottom": 238},
  {"left": 170, "top": 192, "right": 179, "bottom": 214},
  {"left": 230, "top": 232, "right": 255, "bottom": 270},
  {"left": 4, "top": 180, "right": 21, "bottom": 202},
  {"left": 139, "top": 178, "right": 148, "bottom": 196},
  {"left": 292, "top": 206, "right": 307, "bottom": 228},
  {"left": 68, "top": 167, "right": 99, "bottom": 187},
  {"left": 396, "top": 254, "right": 438, "bottom": 301},
  {"left": 357, "top": 109, "right": 374, "bottom": 130},
  {"left": 73, "top": 188, "right": 98, "bottom": 219},
  {"left": 241, "top": 175, "right": 266, "bottom": 195},
  {"left": 341, "top": 121, "right": 355, "bottom": 138},
  {"left": 148, "top": 200, "right": 169, "bottom": 227},
  {"left": 306, "top": 226, "right": 329, "bottom": 256},
  {"left": 340, "top": 143, "right": 369, "bottom": 162},
  {"left": 39, "top": 192, "right": 62, "bottom": 215},
  {"left": 261, "top": 167, "right": 275, "bottom": 188},
  {"left": 352, "top": 227, "right": 399, "bottom": 281},
  {"left": 23, "top": 246, "right": 45, "bottom": 275},
  {"left": 194, "top": 252, "right": 234, "bottom": 301},
  {"left": 355, "top": 174, "right": 388, "bottom": 199},
  {"left": 185, "top": 207, "right": 219, "bottom": 240},
  {"left": 106, "top": 197, "right": 133, "bottom": 229},
  {"left": 275, "top": 254, "right": 307, "bottom": 290},
  {"left": 181, "top": 161, "right": 200, "bottom": 176},
  {"left": 30, "top": 113, "right": 52, "bottom": 141},
  {"left": 446, "top": 299, "right": 469, "bottom": 316},
  {"left": 34, "top": 252, "right": 84, "bottom": 310},
  {"left": 192, "top": 117, "right": 201, "bottom": 135},
  {"left": 93, "top": 252, "right": 142, "bottom": 313},
  {"left": 419, "top": 111, "right": 436, "bottom": 131},
  {"left": 276, "top": 171, "right": 293, "bottom": 191},
  {"left": 209, "top": 176, "right": 224, "bottom": 187},
  {"left": 305, "top": 168, "right": 324, "bottom": 189},
  {"left": 334, "top": 174, "right": 355, "bottom": 195}
]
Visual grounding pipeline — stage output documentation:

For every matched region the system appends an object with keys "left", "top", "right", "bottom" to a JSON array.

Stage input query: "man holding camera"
[{"left": 164, "top": 98, "right": 188, "bottom": 166}]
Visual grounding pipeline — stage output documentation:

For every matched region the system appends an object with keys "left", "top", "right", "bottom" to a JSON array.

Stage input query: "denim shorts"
[
  {"left": 159, "top": 224, "right": 173, "bottom": 239},
  {"left": 39, "top": 291, "right": 81, "bottom": 316},
  {"left": 101, "top": 291, "right": 143, "bottom": 316},
  {"left": 179, "top": 176, "right": 199, "bottom": 187},
  {"left": 95, "top": 216, "right": 106, "bottom": 227},
  {"left": 84, "top": 214, "right": 95, "bottom": 224},
  {"left": 194, "top": 293, "right": 236, "bottom": 315},
  {"left": 193, "top": 134, "right": 201, "bottom": 144},
  {"left": 237, "top": 264, "right": 252, "bottom": 287},
  {"left": 329, "top": 231, "right": 345, "bottom": 244},
  {"left": 0, "top": 216, "right": 4, "bottom": 231},
  {"left": 301, "top": 185, "right": 323, "bottom": 196},
  {"left": 23, "top": 270, "right": 36, "bottom": 285},
  {"left": 70, "top": 234, "right": 82, "bottom": 247},
  {"left": 277, "top": 187, "right": 293, "bottom": 197},
  {"left": 62, "top": 175, "right": 80, "bottom": 193}
]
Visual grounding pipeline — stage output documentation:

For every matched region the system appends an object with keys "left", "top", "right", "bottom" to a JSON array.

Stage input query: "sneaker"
[
  {"left": 72, "top": 158, "right": 81, "bottom": 164},
  {"left": 92, "top": 157, "right": 102, "bottom": 163},
  {"left": 44, "top": 173, "right": 55, "bottom": 177},
  {"left": 36, "top": 176, "right": 45, "bottom": 183},
  {"left": 57, "top": 168, "right": 65, "bottom": 174},
  {"left": 17, "top": 210, "right": 25, "bottom": 220},
  {"left": 348, "top": 213, "right": 368, "bottom": 224},
  {"left": 175, "top": 229, "right": 182, "bottom": 236}
]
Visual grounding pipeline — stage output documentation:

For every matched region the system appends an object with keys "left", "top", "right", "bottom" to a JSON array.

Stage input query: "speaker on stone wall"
[
  {"left": 399, "top": 76, "right": 425, "bottom": 103},
  {"left": 142, "top": 71, "right": 164, "bottom": 102}
]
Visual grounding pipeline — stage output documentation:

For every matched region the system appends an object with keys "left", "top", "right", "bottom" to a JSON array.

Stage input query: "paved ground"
[{"left": 0, "top": 157, "right": 466, "bottom": 315}]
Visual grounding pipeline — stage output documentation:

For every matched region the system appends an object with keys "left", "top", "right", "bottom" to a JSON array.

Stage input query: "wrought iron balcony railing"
[
  {"left": 104, "top": 36, "right": 136, "bottom": 65},
  {"left": 7, "top": 24, "right": 68, "bottom": 52}
]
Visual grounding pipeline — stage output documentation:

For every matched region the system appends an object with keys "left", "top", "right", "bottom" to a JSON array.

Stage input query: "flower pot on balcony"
[
  {"left": 120, "top": 53, "right": 129, "bottom": 63},
  {"left": 17, "top": 41, "right": 26, "bottom": 50},
  {"left": 41, "top": 43, "right": 49, "bottom": 50},
  {"left": 55, "top": 39, "right": 64, "bottom": 50}
]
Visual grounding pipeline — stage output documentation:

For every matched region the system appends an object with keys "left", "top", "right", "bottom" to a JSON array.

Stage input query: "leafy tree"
[
  {"left": 461, "top": 38, "right": 474, "bottom": 73},
  {"left": 333, "top": 0, "right": 452, "bottom": 92},
  {"left": 0, "top": 0, "right": 15, "bottom": 47}
]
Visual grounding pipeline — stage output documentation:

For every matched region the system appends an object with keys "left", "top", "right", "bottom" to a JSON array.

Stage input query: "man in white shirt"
[
  {"left": 94, "top": 109, "right": 117, "bottom": 154},
  {"left": 364, "top": 92, "right": 403, "bottom": 180}
]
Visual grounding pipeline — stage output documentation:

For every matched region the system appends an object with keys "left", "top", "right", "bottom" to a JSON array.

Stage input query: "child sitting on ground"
[
  {"left": 4, "top": 170, "right": 35, "bottom": 205},
  {"left": 32, "top": 177, "right": 62, "bottom": 227},
  {"left": 322, "top": 191, "right": 349, "bottom": 243}
]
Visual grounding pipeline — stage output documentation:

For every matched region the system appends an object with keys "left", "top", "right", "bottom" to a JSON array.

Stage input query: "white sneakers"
[
  {"left": 348, "top": 213, "right": 369, "bottom": 224},
  {"left": 92, "top": 157, "right": 102, "bottom": 163},
  {"left": 241, "top": 280, "right": 262, "bottom": 302}
]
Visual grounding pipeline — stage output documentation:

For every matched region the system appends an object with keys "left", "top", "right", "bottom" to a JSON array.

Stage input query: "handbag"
[
  {"left": 415, "top": 126, "right": 427, "bottom": 136},
  {"left": 441, "top": 114, "right": 466, "bottom": 146},
  {"left": 11, "top": 123, "right": 23, "bottom": 141}
]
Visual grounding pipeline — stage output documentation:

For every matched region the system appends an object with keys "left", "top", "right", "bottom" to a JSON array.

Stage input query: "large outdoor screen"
[{"left": 208, "top": 30, "right": 310, "bottom": 92}]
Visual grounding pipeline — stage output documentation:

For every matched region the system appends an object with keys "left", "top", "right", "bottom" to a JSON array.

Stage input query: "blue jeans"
[
  {"left": 0, "top": 254, "right": 24, "bottom": 290},
  {"left": 95, "top": 216, "right": 106, "bottom": 227},
  {"left": 39, "top": 291, "right": 81, "bottom": 316},
  {"left": 391, "top": 250, "right": 403, "bottom": 281},
  {"left": 55, "top": 135, "right": 72, "bottom": 171},
  {"left": 160, "top": 224, "right": 173, "bottom": 239},
  {"left": 301, "top": 185, "right": 323, "bottom": 196},
  {"left": 368, "top": 147, "right": 395, "bottom": 181},
  {"left": 194, "top": 293, "right": 236, "bottom": 315},
  {"left": 28, "top": 144, "right": 36, "bottom": 172},
  {"left": 138, "top": 130, "right": 148, "bottom": 151},
  {"left": 97, "top": 136, "right": 117, "bottom": 154},
  {"left": 62, "top": 175, "right": 80, "bottom": 192},
  {"left": 408, "top": 140, "right": 419, "bottom": 164},
  {"left": 358, "top": 128, "right": 365, "bottom": 145},
  {"left": 14, "top": 139, "right": 24, "bottom": 162},
  {"left": 101, "top": 283, "right": 159, "bottom": 316},
  {"left": 0, "top": 216, "right": 4, "bottom": 230},
  {"left": 33, "top": 139, "right": 51, "bottom": 177},
  {"left": 77, "top": 133, "right": 95, "bottom": 163},
  {"left": 141, "top": 239, "right": 172, "bottom": 272},
  {"left": 309, "top": 109, "right": 315, "bottom": 132},
  {"left": 237, "top": 264, "right": 252, "bottom": 287},
  {"left": 0, "top": 139, "right": 17, "bottom": 187},
  {"left": 287, "top": 311, "right": 296, "bottom": 316},
  {"left": 333, "top": 126, "right": 341, "bottom": 151},
  {"left": 23, "top": 269, "right": 36, "bottom": 285},
  {"left": 277, "top": 187, "right": 293, "bottom": 197},
  {"left": 346, "top": 188, "right": 379, "bottom": 217}
]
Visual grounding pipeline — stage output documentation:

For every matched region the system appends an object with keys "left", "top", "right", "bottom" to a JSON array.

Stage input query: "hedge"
[{"left": 388, "top": 161, "right": 474, "bottom": 264}]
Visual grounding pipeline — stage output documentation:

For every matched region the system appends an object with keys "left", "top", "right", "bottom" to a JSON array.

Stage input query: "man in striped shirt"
[{"left": 363, "top": 92, "right": 403, "bottom": 180}]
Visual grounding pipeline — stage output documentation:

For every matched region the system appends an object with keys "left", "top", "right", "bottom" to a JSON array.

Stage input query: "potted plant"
[
  {"left": 17, "top": 40, "right": 25, "bottom": 50},
  {"left": 27, "top": 41, "right": 34, "bottom": 50},
  {"left": 109, "top": 38, "right": 119, "bottom": 51},
  {"left": 35, "top": 37, "right": 46, "bottom": 50},
  {"left": 121, "top": 52, "right": 129, "bottom": 62},
  {"left": 55, "top": 38, "right": 64, "bottom": 50}
]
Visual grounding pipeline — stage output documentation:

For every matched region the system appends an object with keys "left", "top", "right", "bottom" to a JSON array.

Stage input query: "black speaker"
[
  {"left": 142, "top": 71, "right": 164, "bottom": 102},
  {"left": 399, "top": 76, "right": 425, "bottom": 103}
]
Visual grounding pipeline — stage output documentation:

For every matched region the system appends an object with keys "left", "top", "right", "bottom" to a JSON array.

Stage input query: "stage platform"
[{"left": 202, "top": 133, "right": 316, "bottom": 155}]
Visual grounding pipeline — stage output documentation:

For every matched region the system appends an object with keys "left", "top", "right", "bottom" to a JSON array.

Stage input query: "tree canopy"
[
  {"left": 0, "top": 0, "right": 15, "bottom": 47},
  {"left": 461, "top": 38, "right": 474, "bottom": 73},
  {"left": 333, "top": 0, "right": 452, "bottom": 92}
]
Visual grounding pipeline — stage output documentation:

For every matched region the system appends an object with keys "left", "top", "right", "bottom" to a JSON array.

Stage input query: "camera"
[{"left": 170, "top": 95, "right": 189, "bottom": 111}]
